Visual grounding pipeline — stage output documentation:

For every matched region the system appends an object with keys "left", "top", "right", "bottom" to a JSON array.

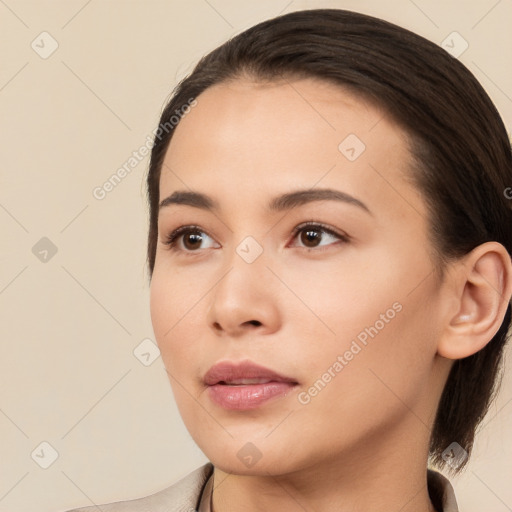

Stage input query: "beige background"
[{"left": 0, "top": 1, "right": 511, "bottom": 511}]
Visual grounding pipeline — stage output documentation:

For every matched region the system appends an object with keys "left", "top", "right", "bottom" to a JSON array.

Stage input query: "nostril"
[{"left": 247, "top": 320, "right": 262, "bottom": 327}]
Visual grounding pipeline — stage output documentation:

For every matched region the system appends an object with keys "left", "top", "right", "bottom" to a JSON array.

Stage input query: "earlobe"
[{"left": 437, "top": 242, "right": 512, "bottom": 360}]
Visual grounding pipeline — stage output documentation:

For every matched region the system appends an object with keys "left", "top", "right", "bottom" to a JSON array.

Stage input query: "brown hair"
[{"left": 145, "top": 8, "right": 512, "bottom": 474}]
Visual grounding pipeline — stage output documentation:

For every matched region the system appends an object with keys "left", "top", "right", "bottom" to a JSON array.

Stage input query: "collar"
[{"left": 197, "top": 467, "right": 459, "bottom": 511}]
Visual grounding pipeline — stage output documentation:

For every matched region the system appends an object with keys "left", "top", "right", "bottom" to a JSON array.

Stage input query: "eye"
[
  {"left": 289, "top": 222, "right": 350, "bottom": 250},
  {"left": 162, "top": 225, "right": 219, "bottom": 253},
  {"left": 162, "top": 221, "right": 350, "bottom": 255}
]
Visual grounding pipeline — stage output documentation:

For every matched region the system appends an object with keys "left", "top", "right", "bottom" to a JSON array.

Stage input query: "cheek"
[
  {"left": 150, "top": 263, "right": 204, "bottom": 335},
  {"left": 149, "top": 266, "right": 211, "bottom": 385},
  {"left": 277, "top": 255, "right": 395, "bottom": 345},
  {"left": 150, "top": 270, "right": 189, "bottom": 359},
  {"left": 149, "top": 271, "right": 173, "bottom": 344},
  {"left": 284, "top": 254, "right": 439, "bottom": 402},
  {"left": 291, "top": 298, "right": 437, "bottom": 454}
]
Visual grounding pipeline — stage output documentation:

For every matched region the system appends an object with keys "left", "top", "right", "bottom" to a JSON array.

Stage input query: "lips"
[
  {"left": 204, "top": 360, "right": 298, "bottom": 410},
  {"left": 203, "top": 360, "right": 298, "bottom": 386}
]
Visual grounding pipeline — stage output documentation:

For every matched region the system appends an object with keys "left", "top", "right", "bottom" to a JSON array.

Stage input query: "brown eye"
[
  {"left": 182, "top": 231, "right": 204, "bottom": 250},
  {"left": 163, "top": 225, "right": 219, "bottom": 253},
  {"left": 300, "top": 228, "right": 323, "bottom": 248},
  {"left": 291, "top": 222, "right": 350, "bottom": 250}
]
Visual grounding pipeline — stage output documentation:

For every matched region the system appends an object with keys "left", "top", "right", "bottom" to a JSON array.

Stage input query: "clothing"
[{"left": 64, "top": 462, "right": 459, "bottom": 511}]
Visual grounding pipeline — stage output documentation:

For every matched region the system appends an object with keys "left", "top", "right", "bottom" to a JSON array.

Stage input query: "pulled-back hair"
[{"left": 145, "top": 8, "right": 512, "bottom": 474}]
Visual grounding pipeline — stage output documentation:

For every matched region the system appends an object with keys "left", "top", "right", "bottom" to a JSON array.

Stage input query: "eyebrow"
[{"left": 159, "top": 188, "right": 372, "bottom": 215}]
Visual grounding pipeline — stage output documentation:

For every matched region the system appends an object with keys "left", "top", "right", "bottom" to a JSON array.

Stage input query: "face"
[{"left": 150, "top": 77, "right": 450, "bottom": 475}]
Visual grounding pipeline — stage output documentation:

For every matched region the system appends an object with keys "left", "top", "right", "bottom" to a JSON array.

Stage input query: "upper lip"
[{"left": 204, "top": 360, "right": 298, "bottom": 385}]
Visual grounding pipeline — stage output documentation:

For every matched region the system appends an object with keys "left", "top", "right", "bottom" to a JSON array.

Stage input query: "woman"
[{"left": 65, "top": 8, "right": 512, "bottom": 512}]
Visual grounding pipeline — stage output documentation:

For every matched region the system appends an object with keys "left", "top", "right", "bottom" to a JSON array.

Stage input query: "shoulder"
[{"left": 62, "top": 462, "right": 214, "bottom": 512}]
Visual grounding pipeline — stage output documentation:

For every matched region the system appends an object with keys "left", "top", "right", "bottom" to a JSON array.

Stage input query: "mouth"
[
  {"left": 217, "top": 378, "right": 289, "bottom": 385},
  {"left": 204, "top": 360, "right": 298, "bottom": 410}
]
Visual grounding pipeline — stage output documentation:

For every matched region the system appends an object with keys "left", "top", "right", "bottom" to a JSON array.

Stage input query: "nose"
[{"left": 206, "top": 245, "right": 281, "bottom": 338}]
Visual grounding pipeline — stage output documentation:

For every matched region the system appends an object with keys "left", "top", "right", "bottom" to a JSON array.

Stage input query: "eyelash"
[{"left": 162, "top": 222, "right": 350, "bottom": 254}]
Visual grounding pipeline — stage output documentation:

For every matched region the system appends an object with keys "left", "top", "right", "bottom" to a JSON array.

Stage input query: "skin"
[{"left": 149, "top": 76, "right": 512, "bottom": 512}]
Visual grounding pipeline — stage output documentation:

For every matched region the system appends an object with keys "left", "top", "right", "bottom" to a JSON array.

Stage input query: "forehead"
[
  {"left": 169, "top": 76, "right": 393, "bottom": 151},
  {"left": 159, "top": 77, "right": 425, "bottom": 223}
]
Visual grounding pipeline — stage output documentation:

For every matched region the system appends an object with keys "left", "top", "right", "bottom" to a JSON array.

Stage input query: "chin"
[
  {"left": 201, "top": 440, "right": 306, "bottom": 477},
  {"left": 209, "top": 455, "right": 288, "bottom": 476}
]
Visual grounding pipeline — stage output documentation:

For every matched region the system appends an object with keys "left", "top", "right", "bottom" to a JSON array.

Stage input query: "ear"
[{"left": 437, "top": 242, "right": 512, "bottom": 360}]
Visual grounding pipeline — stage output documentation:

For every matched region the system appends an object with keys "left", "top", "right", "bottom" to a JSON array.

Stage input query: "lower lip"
[{"left": 207, "top": 382, "right": 297, "bottom": 410}]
